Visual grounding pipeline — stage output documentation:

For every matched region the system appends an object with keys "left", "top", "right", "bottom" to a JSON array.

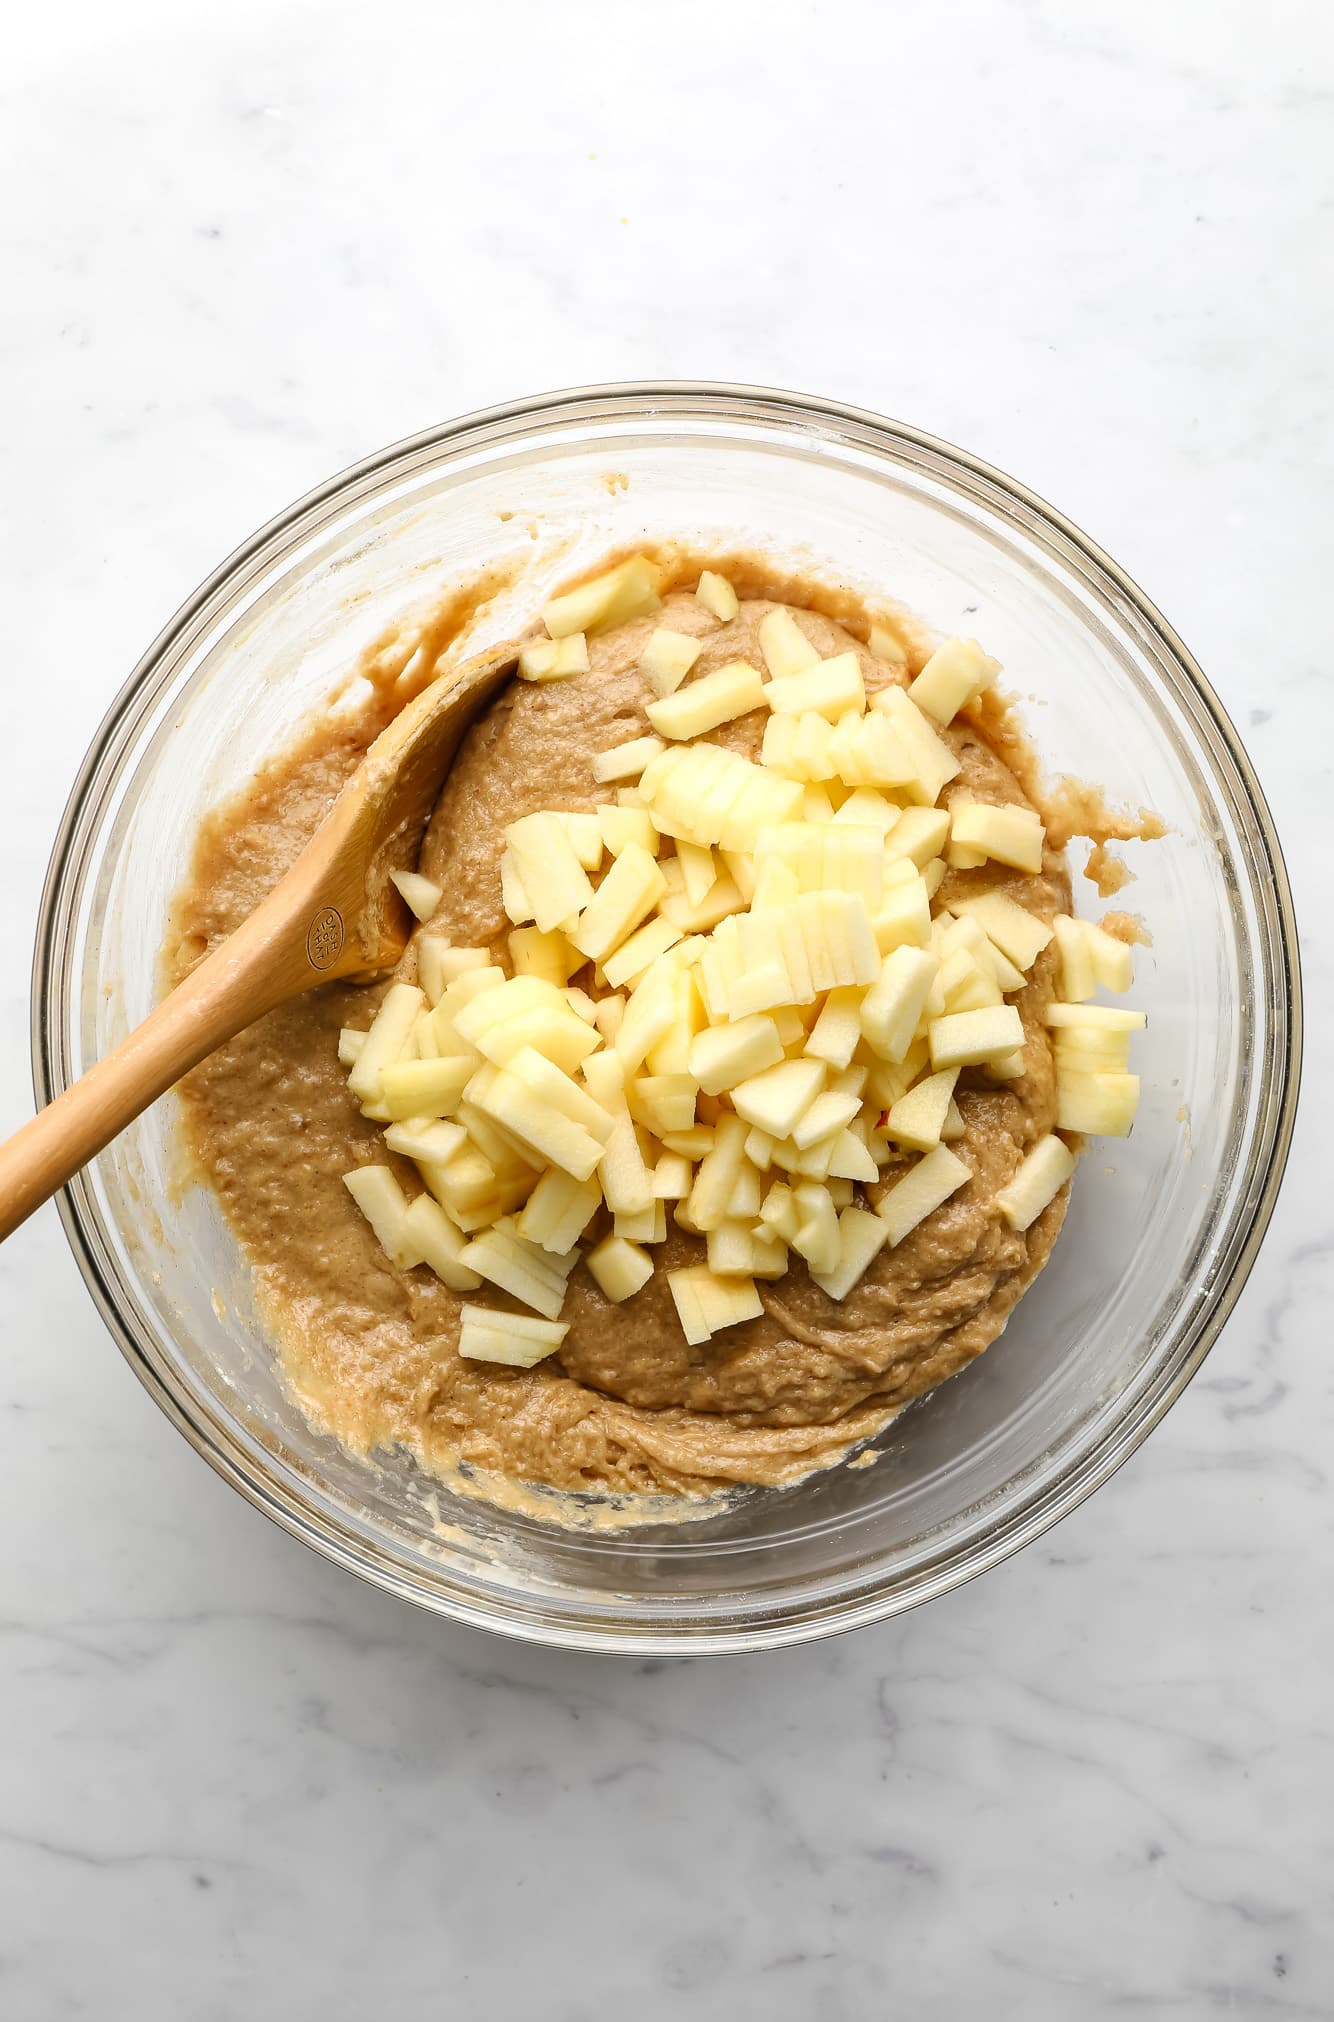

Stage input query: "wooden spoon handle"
[{"left": 0, "top": 895, "right": 329, "bottom": 1243}]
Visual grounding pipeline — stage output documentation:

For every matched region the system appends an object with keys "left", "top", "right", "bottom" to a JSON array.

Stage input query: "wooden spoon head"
[{"left": 304, "top": 639, "right": 518, "bottom": 981}]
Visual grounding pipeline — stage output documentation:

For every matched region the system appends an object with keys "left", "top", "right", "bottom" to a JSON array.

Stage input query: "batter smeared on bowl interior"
[{"left": 168, "top": 554, "right": 1147, "bottom": 1514}]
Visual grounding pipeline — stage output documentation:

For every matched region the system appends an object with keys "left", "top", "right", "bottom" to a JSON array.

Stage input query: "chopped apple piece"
[
  {"left": 587, "top": 1234, "right": 654, "bottom": 1303},
  {"left": 868, "top": 619, "right": 908, "bottom": 665},
  {"left": 593, "top": 993, "right": 626, "bottom": 1043},
  {"left": 591, "top": 734, "right": 667, "bottom": 785},
  {"left": 1053, "top": 914, "right": 1095, "bottom": 1002},
  {"left": 696, "top": 570, "right": 740, "bottom": 622},
  {"left": 859, "top": 947, "right": 938, "bottom": 1063},
  {"left": 1044, "top": 1003, "right": 1146, "bottom": 1032},
  {"left": 810, "top": 1205, "right": 891, "bottom": 1300},
  {"left": 872, "top": 874, "right": 932, "bottom": 954},
  {"left": 599, "top": 1108, "right": 656, "bottom": 1217},
  {"left": 652, "top": 1151, "right": 693, "bottom": 1200},
  {"left": 517, "top": 1168, "right": 602, "bottom": 1253},
  {"left": 908, "top": 637, "right": 1000, "bottom": 724},
  {"left": 731, "top": 1057, "right": 827, "bottom": 1140},
  {"left": 382, "top": 1117, "right": 467, "bottom": 1166},
  {"left": 552, "top": 811, "right": 603, "bottom": 872},
  {"left": 869, "top": 685, "right": 961, "bottom": 804},
  {"left": 941, "top": 1098, "right": 965, "bottom": 1141},
  {"left": 397, "top": 1192, "right": 482, "bottom": 1289},
  {"left": 602, "top": 914, "right": 682, "bottom": 989},
  {"left": 626, "top": 1072, "right": 698, "bottom": 1137},
  {"left": 378, "top": 1056, "right": 472, "bottom": 1120},
  {"left": 996, "top": 1134, "right": 1077, "bottom": 1231},
  {"left": 928, "top": 1003, "right": 1025, "bottom": 1069},
  {"left": 950, "top": 802, "right": 1045, "bottom": 875},
  {"left": 459, "top": 1219, "right": 574, "bottom": 1320},
  {"left": 647, "top": 660, "right": 766, "bottom": 739},
  {"left": 832, "top": 787, "right": 900, "bottom": 837},
  {"left": 791, "top": 1181, "right": 840, "bottom": 1275},
  {"left": 659, "top": 868, "right": 747, "bottom": 934},
  {"left": 676, "top": 840, "right": 717, "bottom": 908},
  {"left": 1056, "top": 1072, "right": 1140, "bottom": 1136},
  {"left": 758, "top": 608, "right": 821, "bottom": 678},
  {"left": 805, "top": 986, "right": 863, "bottom": 1069},
  {"left": 685, "top": 1113, "right": 751, "bottom": 1231},
  {"left": 689, "top": 1015, "right": 785, "bottom": 1096},
  {"left": 1052, "top": 1028, "right": 1132, "bottom": 1072},
  {"left": 543, "top": 555, "right": 662, "bottom": 638},
  {"left": 947, "top": 893, "right": 1052, "bottom": 972},
  {"left": 338, "top": 1028, "right": 367, "bottom": 1067},
  {"left": 828, "top": 1129, "right": 879, "bottom": 1182},
  {"left": 885, "top": 1067, "right": 960, "bottom": 1151},
  {"left": 878, "top": 1144, "right": 971, "bottom": 1246},
  {"left": 791, "top": 1088, "right": 861, "bottom": 1150},
  {"left": 614, "top": 957, "right": 681, "bottom": 1073},
  {"left": 457, "top": 1306, "right": 568, "bottom": 1367},
  {"left": 343, "top": 1165, "right": 418, "bottom": 1268},
  {"left": 505, "top": 926, "right": 573, "bottom": 987},
  {"left": 389, "top": 868, "right": 443, "bottom": 923},
  {"left": 503, "top": 812, "right": 594, "bottom": 933},
  {"left": 639, "top": 627, "right": 703, "bottom": 697},
  {"left": 467, "top": 1059, "right": 608, "bottom": 1182},
  {"left": 765, "top": 650, "right": 866, "bottom": 721},
  {"left": 570, "top": 842, "right": 666, "bottom": 964},
  {"left": 518, "top": 632, "right": 589, "bottom": 681},
  {"left": 757, "top": 1180, "right": 801, "bottom": 1244},
  {"left": 500, "top": 848, "right": 535, "bottom": 925},
  {"left": 347, "top": 983, "right": 425, "bottom": 1102},
  {"left": 668, "top": 1265, "right": 762, "bottom": 1344},
  {"left": 597, "top": 805, "right": 660, "bottom": 860},
  {"left": 1084, "top": 919, "right": 1136, "bottom": 994},
  {"left": 882, "top": 807, "right": 950, "bottom": 869}
]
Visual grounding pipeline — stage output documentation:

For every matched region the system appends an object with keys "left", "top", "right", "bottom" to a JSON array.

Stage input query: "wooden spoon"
[{"left": 0, "top": 639, "right": 519, "bottom": 1242}]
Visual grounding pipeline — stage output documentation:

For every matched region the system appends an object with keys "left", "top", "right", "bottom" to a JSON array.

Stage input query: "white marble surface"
[{"left": 1, "top": 2, "right": 1330, "bottom": 2013}]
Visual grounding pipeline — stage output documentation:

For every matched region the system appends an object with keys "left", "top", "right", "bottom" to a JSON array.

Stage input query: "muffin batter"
[{"left": 169, "top": 573, "right": 1072, "bottom": 1506}]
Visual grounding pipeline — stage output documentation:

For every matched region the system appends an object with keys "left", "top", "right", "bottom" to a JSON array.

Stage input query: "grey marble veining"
[{"left": 1, "top": 1, "right": 1330, "bottom": 2014}]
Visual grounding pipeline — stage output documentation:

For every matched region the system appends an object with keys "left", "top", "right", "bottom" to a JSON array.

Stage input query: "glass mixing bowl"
[{"left": 34, "top": 384, "right": 1301, "bottom": 1653}]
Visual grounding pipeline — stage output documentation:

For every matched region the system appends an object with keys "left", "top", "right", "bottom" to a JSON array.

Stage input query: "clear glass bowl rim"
[{"left": 31, "top": 380, "right": 1304, "bottom": 1655}]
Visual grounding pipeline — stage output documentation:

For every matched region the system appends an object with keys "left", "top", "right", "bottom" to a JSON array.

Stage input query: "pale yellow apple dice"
[
  {"left": 723, "top": 1159, "right": 762, "bottom": 1221},
  {"left": 616, "top": 785, "right": 648, "bottom": 809},
  {"left": 801, "top": 782, "right": 839, "bottom": 820},
  {"left": 1053, "top": 1029, "right": 1132, "bottom": 1074},
  {"left": 1056, "top": 1072, "right": 1140, "bottom": 1136},
  {"left": 652, "top": 1151, "right": 692, "bottom": 1200},
  {"left": 744, "top": 1126, "right": 777, "bottom": 1171},
  {"left": 729, "top": 913, "right": 794, "bottom": 1018},
  {"left": 458, "top": 1223, "right": 571, "bottom": 1321},
  {"left": 884, "top": 1067, "right": 959, "bottom": 1152},
  {"left": 827, "top": 1177, "right": 855, "bottom": 1209},
  {"left": 507, "top": 926, "right": 576, "bottom": 987},
  {"left": 506, "top": 1047, "right": 614, "bottom": 1140},
  {"left": 720, "top": 772, "right": 806, "bottom": 854},
  {"left": 500, "top": 848, "right": 534, "bottom": 924},
  {"left": 869, "top": 686, "right": 961, "bottom": 805},
  {"left": 827, "top": 1129, "right": 879, "bottom": 1182},
  {"left": 921, "top": 858, "right": 947, "bottom": 901},
  {"left": 944, "top": 914, "right": 1028, "bottom": 995},
  {"left": 421, "top": 1143, "right": 496, "bottom": 1217},
  {"left": 825, "top": 710, "right": 917, "bottom": 791},
  {"left": 731, "top": 1057, "right": 827, "bottom": 1140},
  {"left": 467, "top": 1064, "right": 604, "bottom": 1184},
  {"left": 338, "top": 1028, "right": 367, "bottom": 1068},
  {"left": 938, "top": 948, "right": 1003, "bottom": 1016},
  {"left": 707, "top": 1220, "right": 757, "bottom": 1277},
  {"left": 614, "top": 958, "right": 680, "bottom": 1073},
  {"left": 661, "top": 1124, "right": 715, "bottom": 1161},
  {"left": 389, "top": 868, "right": 443, "bottom": 924},
  {"left": 543, "top": 555, "right": 662, "bottom": 638},
  {"left": 860, "top": 947, "right": 938, "bottom": 1063},
  {"left": 868, "top": 619, "right": 908, "bottom": 665},
  {"left": 518, "top": 631, "right": 589, "bottom": 682},
  {"left": 599, "top": 1109, "right": 656, "bottom": 1217},
  {"left": 593, "top": 993, "right": 626, "bottom": 1043},
  {"left": 382, "top": 1117, "right": 468, "bottom": 1166},
  {"left": 346, "top": 983, "right": 425, "bottom": 1103},
  {"left": 947, "top": 892, "right": 1052, "bottom": 972},
  {"left": 518, "top": 1169, "right": 602, "bottom": 1254},
  {"left": 592, "top": 734, "right": 667, "bottom": 786},
  {"left": 791, "top": 1088, "right": 861, "bottom": 1151},
  {"left": 804, "top": 891, "right": 881, "bottom": 992},
  {"left": 944, "top": 795, "right": 987, "bottom": 870},
  {"left": 677, "top": 840, "right": 717, "bottom": 907},
  {"left": 1084, "top": 919, "right": 1135, "bottom": 993},
  {"left": 792, "top": 1181, "right": 840, "bottom": 1275},
  {"left": 1044, "top": 1003, "right": 1146, "bottom": 1032},
  {"left": 343, "top": 1165, "right": 419, "bottom": 1269},
  {"left": 756, "top": 1180, "right": 801, "bottom": 1245},
  {"left": 750, "top": 856, "right": 801, "bottom": 911},
  {"left": 832, "top": 787, "right": 899, "bottom": 836},
  {"left": 760, "top": 712, "right": 804, "bottom": 779},
  {"left": 805, "top": 987, "right": 863, "bottom": 1069},
  {"left": 872, "top": 874, "right": 931, "bottom": 955},
  {"left": 668, "top": 1265, "right": 762, "bottom": 1346},
  {"left": 1052, "top": 914, "right": 1095, "bottom": 1002},
  {"left": 587, "top": 1234, "right": 654, "bottom": 1304},
  {"left": 882, "top": 806, "right": 950, "bottom": 868},
  {"left": 685, "top": 1113, "right": 750, "bottom": 1232},
  {"left": 928, "top": 1004, "right": 1025, "bottom": 1070},
  {"left": 457, "top": 1306, "right": 568, "bottom": 1368},
  {"left": 695, "top": 569, "right": 740, "bottom": 622},
  {"left": 504, "top": 812, "right": 595, "bottom": 933},
  {"left": 627, "top": 1073, "right": 698, "bottom": 1138},
  {"left": 581, "top": 1047, "right": 626, "bottom": 1109},
  {"left": 950, "top": 801, "right": 1045, "bottom": 875},
  {"left": 597, "top": 805, "right": 659, "bottom": 862},
  {"left": 639, "top": 626, "right": 703, "bottom": 698},
  {"left": 378, "top": 1056, "right": 473, "bottom": 1120},
  {"left": 600, "top": 914, "right": 682, "bottom": 991},
  {"left": 810, "top": 1205, "right": 892, "bottom": 1300},
  {"left": 908, "top": 637, "right": 1000, "bottom": 724},
  {"left": 417, "top": 939, "right": 489, "bottom": 1005},
  {"left": 878, "top": 1144, "right": 971, "bottom": 1247},
  {"left": 570, "top": 842, "right": 666, "bottom": 966},
  {"left": 397, "top": 1192, "right": 482, "bottom": 1289},
  {"left": 644, "top": 967, "right": 706, "bottom": 1074},
  {"left": 647, "top": 659, "right": 766, "bottom": 740},
  {"left": 765, "top": 650, "right": 866, "bottom": 721},
  {"left": 455, "top": 983, "right": 599, "bottom": 1077},
  {"left": 689, "top": 1014, "right": 784, "bottom": 1097},
  {"left": 758, "top": 607, "right": 821, "bottom": 678},
  {"left": 720, "top": 848, "right": 757, "bottom": 903},
  {"left": 552, "top": 811, "right": 603, "bottom": 872},
  {"left": 659, "top": 869, "right": 746, "bottom": 934},
  {"left": 995, "top": 1134, "right": 1077, "bottom": 1233},
  {"left": 941, "top": 1098, "right": 965, "bottom": 1141}
]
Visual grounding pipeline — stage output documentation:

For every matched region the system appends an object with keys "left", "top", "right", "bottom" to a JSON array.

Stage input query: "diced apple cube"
[
  {"left": 457, "top": 1306, "right": 568, "bottom": 1367},
  {"left": 543, "top": 555, "right": 662, "bottom": 638},
  {"left": 599, "top": 1109, "right": 656, "bottom": 1216},
  {"left": 873, "top": 875, "right": 932, "bottom": 954},
  {"left": 689, "top": 1015, "right": 784, "bottom": 1097},
  {"left": 882, "top": 807, "right": 951, "bottom": 869},
  {"left": 587, "top": 1235, "right": 654, "bottom": 1303},
  {"left": 758, "top": 608, "right": 821, "bottom": 678},
  {"left": 1084, "top": 919, "right": 1136, "bottom": 994},
  {"left": 685, "top": 1113, "right": 750, "bottom": 1231},
  {"left": 652, "top": 1151, "right": 693, "bottom": 1200},
  {"left": 696, "top": 570, "right": 740, "bottom": 622},
  {"left": 378, "top": 1056, "right": 472, "bottom": 1120},
  {"left": 908, "top": 637, "right": 1000, "bottom": 724},
  {"left": 870, "top": 685, "right": 961, "bottom": 804},
  {"left": 518, "top": 632, "right": 590, "bottom": 682},
  {"left": 805, "top": 987, "right": 863, "bottom": 1069},
  {"left": 517, "top": 1168, "right": 602, "bottom": 1253},
  {"left": 947, "top": 893, "right": 1052, "bottom": 972},
  {"left": 731, "top": 1057, "right": 827, "bottom": 1140},
  {"left": 615, "top": 958, "right": 681, "bottom": 1073},
  {"left": 860, "top": 947, "right": 938, "bottom": 1063},
  {"left": 458, "top": 1223, "right": 571, "bottom": 1320},
  {"left": 382, "top": 1117, "right": 467, "bottom": 1166},
  {"left": 868, "top": 620, "right": 908, "bottom": 665},
  {"left": 668, "top": 1264, "right": 762, "bottom": 1344},
  {"left": 397, "top": 1192, "right": 482, "bottom": 1288},
  {"left": 877, "top": 1144, "right": 971, "bottom": 1247},
  {"left": 832, "top": 788, "right": 901, "bottom": 837},
  {"left": 389, "top": 868, "right": 443, "bottom": 923},
  {"left": 765, "top": 651, "right": 866, "bottom": 721},
  {"left": 827, "top": 1129, "right": 879, "bottom": 1182},
  {"left": 570, "top": 842, "right": 666, "bottom": 965},
  {"left": 791, "top": 1181, "right": 840, "bottom": 1275},
  {"left": 338, "top": 1027, "right": 367, "bottom": 1068},
  {"left": 677, "top": 840, "right": 717, "bottom": 908},
  {"left": 950, "top": 801, "right": 1045, "bottom": 875},
  {"left": 996, "top": 1134, "right": 1077, "bottom": 1231},
  {"left": 1044, "top": 1003, "right": 1147, "bottom": 1032},
  {"left": 504, "top": 812, "right": 595, "bottom": 933},
  {"left": 1056, "top": 1072, "right": 1140, "bottom": 1136},
  {"left": 469, "top": 1061, "right": 607, "bottom": 1182},
  {"left": 791, "top": 1088, "right": 861, "bottom": 1150},
  {"left": 810, "top": 1205, "right": 891, "bottom": 1300},
  {"left": 885, "top": 1067, "right": 960, "bottom": 1152},
  {"left": 592, "top": 734, "right": 667, "bottom": 785},
  {"left": 647, "top": 660, "right": 766, "bottom": 740},
  {"left": 347, "top": 983, "right": 425, "bottom": 1102},
  {"left": 639, "top": 627, "right": 703, "bottom": 698},
  {"left": 928, "top": 1004, "right": 1025, "bottom": 1070},
  {"left": 597, "top": 804, "right": 660, "bottom": 860},
  {"left": 343, "top": 1165, "right": 418, "bottom": 1268}
]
